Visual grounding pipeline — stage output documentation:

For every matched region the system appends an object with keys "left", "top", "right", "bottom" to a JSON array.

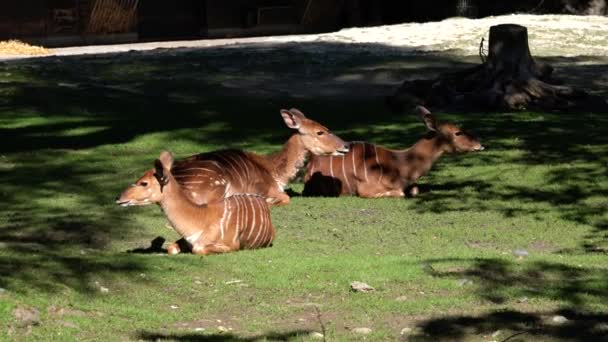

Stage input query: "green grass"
[{"left": 1, "top": 45, "right": 607, "bottom": 341}]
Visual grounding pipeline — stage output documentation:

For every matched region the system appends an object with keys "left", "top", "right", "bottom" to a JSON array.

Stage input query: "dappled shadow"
[
  {"left": 0, "top": 40, "right": 606, "bottom": 294},
  {"left": 137, "top": 329, "right": 314, "bottom": 341},
  {"left": 410, "top": 257, "right": 608, "bottom": 341},
  {"left": 410, "top": 309, "right": 608, "bottom": 341}
]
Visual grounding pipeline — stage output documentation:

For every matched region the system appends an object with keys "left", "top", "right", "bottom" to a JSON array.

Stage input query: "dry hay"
[{"left": 0, "top": 40, "right": 51, "bottom": 56}]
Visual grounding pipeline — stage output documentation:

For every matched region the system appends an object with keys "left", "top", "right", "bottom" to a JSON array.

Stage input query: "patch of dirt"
[{"left": 47, "top": 305, "right": 87, "bottom": 317}]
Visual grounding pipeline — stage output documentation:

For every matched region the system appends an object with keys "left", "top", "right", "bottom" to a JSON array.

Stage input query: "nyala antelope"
[
  {"left": 116, "top": 151, "right": 275, "bottom": 255},
  {"left": 303, "top": 106, "right": 484, "bottom": 198},
  {"left": 121, "top": 108, "right": 348, "bottom": 207}
]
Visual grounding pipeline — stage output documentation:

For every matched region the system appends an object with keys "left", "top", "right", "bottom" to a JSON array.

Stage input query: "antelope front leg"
[
  {"left": 406, "top": 183, "right": 419, "bottom": 197},
  {"left": 265, "top": 188, "right": 290, "bottom": 206},
  {"left": 357, "top": 183, "right": 405, "bottom": 198},
  {"left": 167, "top": 238, "right": 190, "bottom": 255},
  {"left": 192, "top": 243, "right": 233, "bottom": 255}
]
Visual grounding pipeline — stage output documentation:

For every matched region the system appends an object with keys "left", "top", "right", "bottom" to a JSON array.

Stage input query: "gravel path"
[{"left": 1, "top": 14, "right": 607, "bottom": 62}]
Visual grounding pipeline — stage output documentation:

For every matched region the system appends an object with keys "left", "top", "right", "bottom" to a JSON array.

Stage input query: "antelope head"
[
  {"left": 115, "top": 152, "right": 174, "bottom": 207},
  {"left": 280, "top": 108, "right": 349, "bottom": 156},
  {"left": 416, "top": 106, "right": 484, "bottom": 153}
]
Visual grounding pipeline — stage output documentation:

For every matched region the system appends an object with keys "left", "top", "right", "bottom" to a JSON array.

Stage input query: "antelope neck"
[
  {"left": 266, "top": 133, "right": 308, "bottom": 186},
  {"left": 396, "top": 134, "right": 446, "bottom": 179},
  {"left": 159, "top": 178, "right": 214, "bottom": 239}
]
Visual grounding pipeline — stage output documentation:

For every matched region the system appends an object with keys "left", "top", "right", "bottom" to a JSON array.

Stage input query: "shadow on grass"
[
  {"left": 410, "top": 257, "right": 608, "bottom": 341},
  {"left": 410, "top": 309, "right": 608, "bottom": 341},
  {"left": 137, "top": 329, "right": 313, "bottom": 341},
  {"left": 0, "top": 41, "right": 606, "bottom": 295}
]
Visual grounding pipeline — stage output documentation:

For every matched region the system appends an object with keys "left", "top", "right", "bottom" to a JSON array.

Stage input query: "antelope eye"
[
  {"left": 316, "top": 131, "right": 325, "bottom": 136},
  {"left": 455, "top": 131, "right": 463, "bottom": 136},
  {"left": 140, "top": 181, "right": 148, "bottom": 187}
]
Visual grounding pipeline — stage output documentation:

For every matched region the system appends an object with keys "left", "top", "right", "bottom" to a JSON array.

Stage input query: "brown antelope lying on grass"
[
  {"left": 303, "top": 106, "right": 484, "bottom": 198},
  {"left": 116, "top": 151, "right": 275, "bottom": 255},
  {"left": 121, "top": 108, "right": 348, "bottom": 207}
]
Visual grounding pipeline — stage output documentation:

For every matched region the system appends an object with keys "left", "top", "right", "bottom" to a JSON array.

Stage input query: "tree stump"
[{"left": 388, "top": 24, "right": 606, "bottom": 112}]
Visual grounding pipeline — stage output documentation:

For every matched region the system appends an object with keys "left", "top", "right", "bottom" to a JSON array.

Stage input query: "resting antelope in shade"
[
  {"left": 303, "top": 106, "right": 484, "bottom": 198},
  {"left": 116, "top": 151, "right": 275, "bottom": 255},
  {"left": 119, "top": 108, "right": 348, "bottom": 206}
]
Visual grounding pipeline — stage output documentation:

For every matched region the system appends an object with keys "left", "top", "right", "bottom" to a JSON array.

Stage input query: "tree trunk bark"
[{"left": 388, "top": 24, "right": 606, "bottom": 112}]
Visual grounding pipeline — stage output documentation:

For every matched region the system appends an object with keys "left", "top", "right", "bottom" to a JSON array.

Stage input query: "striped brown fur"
[
  {"left": 117, "top": 152, "right": 275, "bottom": 255},
  {"left": 303, "top": 106, "right": 484, "bottom": 198},
  {"left": 121, "top": 108, "right": 348, "bottom": 207}
]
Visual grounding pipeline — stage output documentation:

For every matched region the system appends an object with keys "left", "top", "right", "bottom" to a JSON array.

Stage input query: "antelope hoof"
[
  {"left": 409, "top": 186, "right": 419, "bottom": 197},
  {"left": 167, "top": 243, "right": 181, "bottom": 255}
]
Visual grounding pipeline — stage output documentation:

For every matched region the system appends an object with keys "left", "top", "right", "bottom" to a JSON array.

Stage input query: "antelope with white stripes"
[
  {"left": 116, "top": 151, "right": 275, "bottom": 255},
  {"left": 121, "top": 108, "right": 348, "bottom": 207},
  {"left": 303, "top": 106, "right": 484, "bottom": 198}
]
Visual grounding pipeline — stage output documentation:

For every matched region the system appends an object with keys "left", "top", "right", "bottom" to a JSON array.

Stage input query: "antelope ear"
[
  {"left": 153, "top": 159, "right": 167, "bottom": 189},
  {"left": 158, "top": 151, "right": 174, "bottom": 172},
  {"left": 415, "top": 105, "right": 437, "bottom": 132},
  {"left": 154, "top": 151, "right": 173, "bottom": 190},
  {"left": 280, "top": 109, "right": 303, "bottom": 129}
]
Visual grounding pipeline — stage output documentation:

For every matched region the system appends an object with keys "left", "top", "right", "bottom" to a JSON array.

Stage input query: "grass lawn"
[{"left": 1, "top": 44, "right": 607, "bottom": 341}]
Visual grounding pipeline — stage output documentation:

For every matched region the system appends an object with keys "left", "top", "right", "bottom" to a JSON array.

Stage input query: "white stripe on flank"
[
  {"left": 224, "top": 198, "right": 233, "bottom": 241},
  {"left": 219, "top": 199, "right": 229, "bottom": 239},
  {"left": 374, "top": 145, "right": 383, "bottom": 183},
  {"left": 363, "top": 143, "right": 368, "bottom": 182},
  {"left": 247, "top": 197, "right": 256, "bottom": 240},
  {"left": 234, "top": 154, "right": 251, "bottom": 181},
  {"left": 233, "top": 197, "right": 241, "bottom": 243},
  {"left": 223, "top": 182, "right": 232, "bottom": 198},
  {"left": 252, "top": 201, "right": 264, "bottom": 247},
  {"left": 341, "top": 154, "right": 352, "bottom": 193},
  {"left": 309, "top": 158, "right": 315, "bottom": 178},
  {"left": 185, "top": 231, "right": 203, "bottom": 244},
  {"left": 205, "top": 160, "right": 223, "bottom": 169},
  {"left": 218, "top": 154, "right": 244, "bottom": 187}
]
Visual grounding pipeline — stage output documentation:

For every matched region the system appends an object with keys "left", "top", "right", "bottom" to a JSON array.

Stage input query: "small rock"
[
  {"left": 350, "top": 281, "right": 375, "bottom": 293},
  {"left": 99, "top": 286, "right": 109, "bottom": 293},
  {"left": 552, "top": 315, "right": 568, "bottom": 324},
  {"left": 194, "top": 280, "right": 202, "bottom": 285},
  {"left": 513, "top": 249, "right": 529, "bottom": 258},
  {"left": 400, "top": 327, "right": 412, "bottom": 335},
  {"left": 517, "top": 296, "right": 529, "bottom": 303},
  {"left": 224, "top": 280, "right": 242, "bottom": 285},
  {"left": 458, "top": 278, "right": 473, "bottom": 286},
  {"left": 395, "top": 296, "right": 408, "bottom": 302},
  {"left": 352, "top": 327, "right": 372, "bottom": 335},
  {"left": 217, "top": 326, "right": 229, "bottom": 332},
  {"left": 170, "top": 305, "right": 179, "bottom": 310},
  {"left": 310, "top": 331, "right": 324, "bottom": 339},
  {"left": 13, "top": 307, "right": 40, "bottom": 327},
  {"left": 491, "top": 330, "right": 502, "bottom": 337},
  {"left": 194, "top": 327, "right": 205, "bottom": 332},
  {"left": 0, "top": 287, "right": 6, "bottom": 294}
]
